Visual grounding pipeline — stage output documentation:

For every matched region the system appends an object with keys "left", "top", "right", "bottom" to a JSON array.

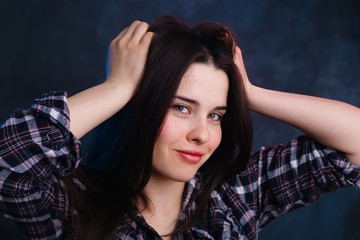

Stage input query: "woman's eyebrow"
[
  {"left": 174, "top": 95, "right": 227, "bottom": 111},
  {"left": 214, "top": 106, "right": 227, "bottom": 111},
  {"left": 175, "top": 95, "right": 199, "bottom": 105}
]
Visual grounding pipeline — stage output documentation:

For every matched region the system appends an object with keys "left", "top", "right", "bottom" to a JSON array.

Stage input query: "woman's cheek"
[
  {"left": 210, "top": 126, "right": 222, "bottom": 150},
  {"left": 158, "top": 115, "right": 185, "bottom": 142}
]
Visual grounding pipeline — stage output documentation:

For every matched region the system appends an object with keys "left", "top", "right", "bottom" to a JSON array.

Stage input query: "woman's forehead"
[{"left": 176, "top": 63, "right": 229, "bottom": 104}]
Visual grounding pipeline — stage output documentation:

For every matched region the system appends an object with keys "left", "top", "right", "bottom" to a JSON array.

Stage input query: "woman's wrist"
[
  {"left": 101, "top": 78, "right": 137, "bottom": 100},
  {"left": 245, "top": 84, "right": 259, "bottom": 111}
]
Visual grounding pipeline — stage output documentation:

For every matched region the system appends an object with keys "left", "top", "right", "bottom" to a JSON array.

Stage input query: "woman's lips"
[{"left": 176, "top": 150, "right": 204, "bottom": 164}]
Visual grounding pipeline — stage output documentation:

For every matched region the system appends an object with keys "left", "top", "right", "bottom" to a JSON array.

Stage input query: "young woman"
[{"left": 0, "top": 16, "right": 359, "bottom": 239}]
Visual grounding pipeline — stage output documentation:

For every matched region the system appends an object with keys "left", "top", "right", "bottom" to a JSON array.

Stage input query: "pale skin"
[
  {"left": 141, "top": 63, "right": 228, "bottom": 237},
  {"left": 67, "top": 20, "right": 360, "bottom": 238}
]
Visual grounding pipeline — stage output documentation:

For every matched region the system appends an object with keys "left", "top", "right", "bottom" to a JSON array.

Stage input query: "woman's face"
[{"left": 152, "top": 63, "right": 229, "bottom": 183}]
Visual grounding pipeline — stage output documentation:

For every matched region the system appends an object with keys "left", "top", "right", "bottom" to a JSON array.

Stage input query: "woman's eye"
[
  {"left": 173, "top": 105, "right": 190, "bottom": 114},
  {"left": 209, "top": 113, "right": 222, "bottom": 121}
]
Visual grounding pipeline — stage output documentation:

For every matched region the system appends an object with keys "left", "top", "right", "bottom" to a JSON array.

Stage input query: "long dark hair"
[{"left": 64, "top": 16, "right": 252, "bottom": 239}]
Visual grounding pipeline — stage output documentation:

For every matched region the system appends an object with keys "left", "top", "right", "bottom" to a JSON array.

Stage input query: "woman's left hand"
[
  {"left": 234, "top": 46, "right": 253, "bottom": 97},
  {"left": 234, "top": 46, "right": 360, "bottom": 166}
]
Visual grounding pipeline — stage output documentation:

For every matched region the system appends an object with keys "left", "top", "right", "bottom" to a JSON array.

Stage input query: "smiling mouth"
[{"left": 176, "top": 150, "right": 204, "bottom": 164}]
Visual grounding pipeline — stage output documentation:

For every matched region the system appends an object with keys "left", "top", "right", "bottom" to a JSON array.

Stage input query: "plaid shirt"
[{"left": 0, "top": 92, "right": 359, "bottom": 239}]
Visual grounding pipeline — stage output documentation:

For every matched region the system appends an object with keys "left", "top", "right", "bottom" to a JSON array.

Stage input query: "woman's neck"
[{"left": 139, "top": 175, "right": 185, "bottom": 238}]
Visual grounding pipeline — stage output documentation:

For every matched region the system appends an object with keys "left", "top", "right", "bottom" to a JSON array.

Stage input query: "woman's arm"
[
  {"left": 235, "top": 47, "right": 360, "bottom": 165},
  {"left": 68, "top": 20, "right": 154, "bottom": 139}
]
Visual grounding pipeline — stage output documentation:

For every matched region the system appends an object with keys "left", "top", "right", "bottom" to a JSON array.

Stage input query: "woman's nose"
[{"left": 187, "top": 118, "right": 210, "bottom": 144}]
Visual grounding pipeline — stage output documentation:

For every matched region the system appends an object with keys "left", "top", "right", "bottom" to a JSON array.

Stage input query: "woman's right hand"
[
  {"left": 68, "top": 21, "right": 154, "bottom": 139},
  {"left": 105, "top": 20, "right": 154, "bottom": 96}
]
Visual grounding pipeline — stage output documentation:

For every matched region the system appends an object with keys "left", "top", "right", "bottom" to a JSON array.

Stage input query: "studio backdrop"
[{"left": 0, "top": 1, "right": 359, "bottom": 239}]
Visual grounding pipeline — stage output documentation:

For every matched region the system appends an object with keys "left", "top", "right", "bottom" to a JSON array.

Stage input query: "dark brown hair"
[{"left": 64, "top": 15, "right": 252, "bottom": 239}]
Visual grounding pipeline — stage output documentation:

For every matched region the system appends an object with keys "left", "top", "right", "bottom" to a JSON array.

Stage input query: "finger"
[
  {"left": 112, "top": 27, "right": 129, "bottom": 42},
  {"left": 234, "top": 46, "right": 250, "bottom": 85},
  {"left": 118, "top": 20, "right": 144, "bottom": 43},
  {"left": 111, "top": 20, "right": 142, "bottom": 46},
  {"left": 140, "top": 31, "right": 155, "bottom": 45},
  {"left": 234, "top": 47, "right": 245, "bottom": 68},
  {"left": 138, "top": 32, "right": 155, "bottom": 57},
  {"left": 129, "top": 21, "right": 150, "bottom": 44},
  {"left": 234, "top": 46, "right": 242, "bottom": 60}
]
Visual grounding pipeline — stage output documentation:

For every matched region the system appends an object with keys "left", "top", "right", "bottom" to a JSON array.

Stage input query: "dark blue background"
[{"left": 0, "top": 0, "right": 359, "bottom": 239}]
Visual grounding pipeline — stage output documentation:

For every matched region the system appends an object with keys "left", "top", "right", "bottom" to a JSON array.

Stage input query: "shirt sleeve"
[
  {"left": 0, "top": 91, "right": 81, "bottom": 239},
  {"left": 234, "top": 135, "right": 360, "bottom": 229}
]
